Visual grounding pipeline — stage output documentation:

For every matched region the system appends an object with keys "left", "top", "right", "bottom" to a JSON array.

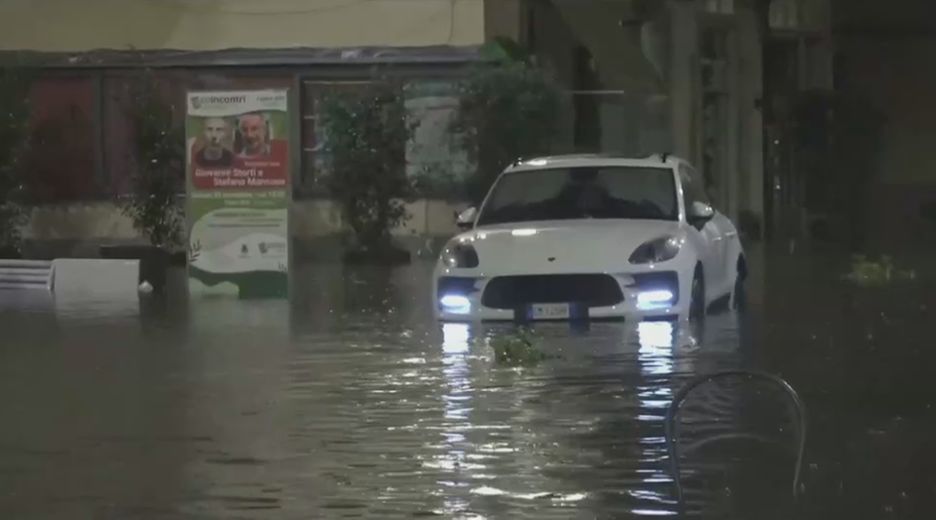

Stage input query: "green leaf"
[{"left": 480, "top": 37, "right": 534, "bottom": 65}]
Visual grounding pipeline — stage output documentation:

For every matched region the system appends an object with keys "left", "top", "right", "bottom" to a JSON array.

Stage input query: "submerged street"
[
  {"left": 1, "top": 250, "right": 934, "bottom": 519},
  {"left": 2, "top": 0, "right": 935, "bottom": 517}
]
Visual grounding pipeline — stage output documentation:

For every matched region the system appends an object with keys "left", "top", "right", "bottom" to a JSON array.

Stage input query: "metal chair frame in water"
[{"left": 663, "top": 369, "right": 808, "bottom": 515}]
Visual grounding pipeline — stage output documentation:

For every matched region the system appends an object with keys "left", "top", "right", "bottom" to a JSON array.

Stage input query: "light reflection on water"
[
  {"left": 634, "top": 321, "right": 678, "bottom": 516},
  {"left": 0, "top": 264, "right": 753, "bottom": 519},
  {"left": 439, "top": 323, "right": 473, "bottom": 517}
]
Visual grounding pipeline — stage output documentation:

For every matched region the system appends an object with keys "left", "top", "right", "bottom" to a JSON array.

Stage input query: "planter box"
[{"left": 99, "top": 245, "right": 171, "bottom": 294}]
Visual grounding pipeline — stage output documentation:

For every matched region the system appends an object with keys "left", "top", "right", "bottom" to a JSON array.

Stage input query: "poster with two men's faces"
[{"left": 185, "top": 90, "right": 291, "bottom": 299}]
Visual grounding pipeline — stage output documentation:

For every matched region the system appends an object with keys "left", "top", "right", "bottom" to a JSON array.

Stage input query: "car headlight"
[
  {"left": 629, "top": 236, "right": 681, "bottom": 264},
  {"left": 440, "top": 243, "right": 480, "bottom": 268}
]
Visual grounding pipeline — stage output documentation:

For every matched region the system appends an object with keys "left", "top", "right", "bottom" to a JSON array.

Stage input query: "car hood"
[{"left": 454, "top": 219, "right": 684, "bottom": 274}]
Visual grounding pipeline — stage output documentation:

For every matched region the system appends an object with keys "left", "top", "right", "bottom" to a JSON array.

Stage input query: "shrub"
[
  {"left": 450, "top": 57, "right": 562, "bottom": 204},
  {"left": 318, "top": 79, "right": 418, "bottom": 255},
  {"left": 0, "top": 66, "right": 34, "bottom": 256},
  {"left": 120, "top": 70, "right": 185, "bottom": 248}
]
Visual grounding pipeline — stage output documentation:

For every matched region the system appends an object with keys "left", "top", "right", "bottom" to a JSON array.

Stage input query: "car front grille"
[{"left": 481, "top": 274, "right": 624, "bottom": 310}]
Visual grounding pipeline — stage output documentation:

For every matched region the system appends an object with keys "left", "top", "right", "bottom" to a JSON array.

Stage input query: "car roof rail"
[{"left": 659, "top": 152, "right": 671, "bottom": 162}]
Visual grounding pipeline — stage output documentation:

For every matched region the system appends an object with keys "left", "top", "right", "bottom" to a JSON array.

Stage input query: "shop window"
[
  {"left": 770, "top": 0, "right": 825, "bottom": 31},
  {"left": 104, "top": 72, "right": 292, "bottom": 195},
  {"left": 26, "top": 77, "right": 97, "bottom": 203},
  {"left": 298, "top": 80, "right": 369, "bottom": 196},
  {"left": 703, "top": 0, "right": 734, "bottom": 15},
  {"left": 405, "top": 81, "right": 469, "bottom": 197}
]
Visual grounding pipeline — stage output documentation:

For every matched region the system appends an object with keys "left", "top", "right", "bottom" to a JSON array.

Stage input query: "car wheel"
[
  {"left": 732, "top": 257, "right": 747, "bottom": 311},
  {"left": 689, "top": 270, "right": 705, "bottom": 321}
]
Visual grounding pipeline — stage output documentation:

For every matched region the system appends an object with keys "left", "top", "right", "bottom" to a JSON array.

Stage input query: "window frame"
[
  {"left": 475, "top": 164, "right": 681, "bottom": 227},
  {"left": 24, "top": 62, "right": 472, "bottom": 205}
]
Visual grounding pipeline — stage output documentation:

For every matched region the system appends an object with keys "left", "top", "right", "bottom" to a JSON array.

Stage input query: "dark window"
[
  {"left": 104, "top": 72, "right": 188, "bottom": 196},
  {"left": 573, "top": 46, "right": 602, "bottom": 151},
  {"left": 27, "top": 78, "right": 97, "bottom": 203},
  {"left": 104, "top": 72, "right": 292, "bottom": 196}
]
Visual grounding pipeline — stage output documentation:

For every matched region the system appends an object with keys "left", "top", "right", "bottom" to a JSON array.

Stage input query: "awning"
[{"left": 552, "top": 0, "right": 665, "bottom": 94}]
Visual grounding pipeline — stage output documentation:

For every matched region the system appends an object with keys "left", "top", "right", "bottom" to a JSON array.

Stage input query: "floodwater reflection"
[
  {"left": 2, "top": 260, "right": 934, "bottom": 518},
  {"left": 0, "top": 271, "right": 742, "bottom": 518}
]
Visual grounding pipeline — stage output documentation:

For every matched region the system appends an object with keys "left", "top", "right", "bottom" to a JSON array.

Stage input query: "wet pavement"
[{"left": 1, "top": 252, "right": 935, "bottom": 519}]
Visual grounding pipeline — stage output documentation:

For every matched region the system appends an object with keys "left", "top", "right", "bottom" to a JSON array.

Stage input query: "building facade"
[
  {"left": 831, "top": 0, "right": 936, "bottom": 252},
  {"left": 1, "top": 0, "right": 832, "bottom": 258},
  {"left": 489, "top": 0, "right": 833, "bottom": 236}
]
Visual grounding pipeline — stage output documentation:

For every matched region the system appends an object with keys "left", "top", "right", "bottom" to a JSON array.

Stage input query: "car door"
[{"left": 679, "top": 165, "right": 728, "bottom": 297}]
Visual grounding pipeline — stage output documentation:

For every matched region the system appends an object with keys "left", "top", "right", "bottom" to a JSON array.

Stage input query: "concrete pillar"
[
  {"left": 531, "top": 0, "right": 576, "bottom": 152},
  {"left": 668, "top": 0, "right": 698, "bottom": 160},
  {"left": 735, "top": 3, "right": 765, "bottom": 225},
  {"left": 726, "top": 28, "right": 742, "bottom": 223}
]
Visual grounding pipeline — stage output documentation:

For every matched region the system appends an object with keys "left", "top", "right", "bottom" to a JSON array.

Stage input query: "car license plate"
[{"left": 530, "top": 303, "right": 571, "bottom": 320}]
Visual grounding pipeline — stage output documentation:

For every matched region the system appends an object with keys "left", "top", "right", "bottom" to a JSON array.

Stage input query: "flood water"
[{"left": 1, "top": 250, "right": 935, "bottom": 519}]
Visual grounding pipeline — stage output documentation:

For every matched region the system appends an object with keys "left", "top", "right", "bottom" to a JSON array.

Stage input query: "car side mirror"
[
  {"left": 688, "top": 201, "right": 715, "bottom": 227},
  {"left": 455, "top": 207, "right": 477, "bottom": 230}
]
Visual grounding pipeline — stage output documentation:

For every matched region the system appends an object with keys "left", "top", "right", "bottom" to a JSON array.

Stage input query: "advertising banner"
[{"left": 185, "top": 90, "right": 291, "bottom": 298}]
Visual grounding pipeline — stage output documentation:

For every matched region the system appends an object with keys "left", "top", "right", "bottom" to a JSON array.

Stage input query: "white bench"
[
  {"left": 0, "top": 260, "right": 55, "bottom": 290},
  {"left": 0, "top": 259, "right": 142, "bottom": 316}
]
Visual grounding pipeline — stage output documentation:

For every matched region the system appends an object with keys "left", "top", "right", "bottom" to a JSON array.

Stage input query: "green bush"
[
  {"left": 318, "top": 79, "right": 418, "bottom": 254},
  {"left": 120, "top": 70, "right": 185, "bottom": 248},
  {"left": 0, "top": 66, "right": 34, "bottom": 255},
  {"left": 450, "top": 59, "right": 563, "bottom": 204}
]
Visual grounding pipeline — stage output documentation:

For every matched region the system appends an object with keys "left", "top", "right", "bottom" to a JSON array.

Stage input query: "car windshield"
[{"left": 475, "top": 165, "right": 678, "bottom": 226}]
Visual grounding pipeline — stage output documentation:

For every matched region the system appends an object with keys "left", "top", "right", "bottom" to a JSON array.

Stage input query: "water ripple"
[{"left": 4, "top": 262, "right": 923, "bottom": 518}]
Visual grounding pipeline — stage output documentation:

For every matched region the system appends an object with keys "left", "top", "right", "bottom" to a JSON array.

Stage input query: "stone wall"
[{"left": 19, "top": 199, "right": 468, "bottom": 262}]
